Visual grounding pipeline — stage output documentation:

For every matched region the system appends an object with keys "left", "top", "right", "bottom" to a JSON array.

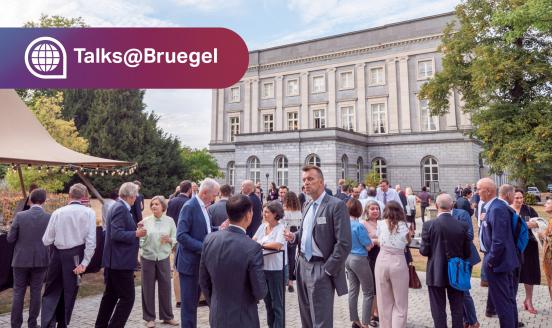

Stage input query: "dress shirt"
[
  {"left": 140, "top": 214, "right": 177, "bottom": 261},
  {"left": 359, "top": 189, "right": 368, "bottom": 200},
  {"left": 376, "top": 188, "right": 403, "bottom": 208},
  {"left": 42, "top": 202, "right": 97, "bottom": 267},
  {"left": 229, "top": 224, "right": 246, "bottom": 234},
  {"left": 196, "top": 196, "right": 212, "bottom": 234},
  {"left": 300, "top": 192, "right": 326, "bottom": 258},
  {"left": 101, "top": 198, "right": 116, "bottom": 231},
  {"left": 254, "top": 222, "right": 288, "bottom": 270},
  {"left": 350, "top": 218, "right": 371, "bottom": 256}
]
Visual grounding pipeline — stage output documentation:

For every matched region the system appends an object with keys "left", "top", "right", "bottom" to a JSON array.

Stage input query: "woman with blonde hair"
[
  {"left": 405, "top": 187, "right": 417, "bottom": 231},
  {"left": 541, "top": 198, "right": 552, "bottom": 302},
  {"left": 363, "top": 200, "right": 382, "bottom": 326}
]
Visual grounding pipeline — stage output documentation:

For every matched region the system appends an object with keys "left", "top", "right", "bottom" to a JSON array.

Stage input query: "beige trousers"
[{"left": 170, "top": 250, "right": 180, "bottom": 302}]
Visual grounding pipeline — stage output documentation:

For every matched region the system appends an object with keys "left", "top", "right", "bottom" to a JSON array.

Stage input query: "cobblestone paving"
[{"left": 0, "top": 270, "right": 550, "bottom": 327}]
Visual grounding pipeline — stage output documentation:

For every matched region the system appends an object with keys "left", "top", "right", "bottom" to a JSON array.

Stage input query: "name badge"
[{"left": 316, "top": 216, "right": 327, "bottom": 225}]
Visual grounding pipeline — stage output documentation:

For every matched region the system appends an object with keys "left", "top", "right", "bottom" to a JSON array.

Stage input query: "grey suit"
[
  {"left": 207, "top": 199, "right": 228, "bottom": 227},
  {"left": 199, "top": 225, "right": 267, "bottom": 328},
  {"left": 291, "top": 193, "right": 352, "bottom": 328},
  {"left": 7, "top": 206, "right": 51, "bottom": 328}
]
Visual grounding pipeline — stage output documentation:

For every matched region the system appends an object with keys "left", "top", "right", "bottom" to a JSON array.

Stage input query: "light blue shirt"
[
  {"left": 350, "top": 219, "right": 371, "bottom": 256},
  {"left": 300, "top": 192, "right": 326, "bottom": 257}
]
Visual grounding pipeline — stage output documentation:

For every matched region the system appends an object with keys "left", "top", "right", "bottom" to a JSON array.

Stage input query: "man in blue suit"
[
  {"left": 477, "top": 178, "right": 520, "bottom": 328},
  {"left": 176, "top": 178, "right": 220, "bottom": 328},
  {"left": 240, "top": 180, "right": 262, "bottom": 238}
]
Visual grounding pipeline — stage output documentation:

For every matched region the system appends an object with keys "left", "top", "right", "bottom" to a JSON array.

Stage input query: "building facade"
[{"left": 209, "top": 12, "right": 484, "bottom": 194}]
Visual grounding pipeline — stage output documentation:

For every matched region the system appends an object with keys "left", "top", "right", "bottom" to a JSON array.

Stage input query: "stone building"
[{"left": 209, "top": 12, "right": 484, "bottom": 194}]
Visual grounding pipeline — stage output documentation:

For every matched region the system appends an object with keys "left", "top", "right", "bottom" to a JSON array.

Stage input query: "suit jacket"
[
  {"left": 481, "top": 198, "right": 520, "bottom": 273},
  {"left": 130, "top": 193, "right": 144, "bottom": 223},
  {"left": 207, "top": 199, "right": 228, "bottom": 227},
  {"left": 246, "top": 193, "right": 262, "bottom": 238},
  {"left": 455, "top": 197, "right": 474, "bottom": 217},
  {"left": 199, "top": 226, "right": 267, "bottom": 328},
  {"left": 102, "top": 200, "right": 139, "bottom": 270},
  {"left": 176, "top": 196, "right": 210, "bottom": 276},
  {"left": 7, "top": 206, "right": 50, "bottom": 268},
  {"left": 335, "top": 192, "right": 350, "bottom": 202},
  {"left": 166, "top": 193, "right": 190, "bottom": 226},
  {"left": 452, "top": 209, "right": 481, "bottom": 266},
  {"left": 420, "top": 212, "right": 471, "bottom": 287},
  {"left": 292, "top": 193, "right": 352, "bottom": 295}
]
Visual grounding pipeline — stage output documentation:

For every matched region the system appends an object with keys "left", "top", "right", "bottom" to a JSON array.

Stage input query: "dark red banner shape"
[{"left": 0, "top": 28, "right": 249, "bottom": 88}]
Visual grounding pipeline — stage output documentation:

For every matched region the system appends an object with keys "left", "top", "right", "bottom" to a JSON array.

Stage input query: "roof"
[{"left": 0, "top": 89, "right": 134, "bottom": 169}]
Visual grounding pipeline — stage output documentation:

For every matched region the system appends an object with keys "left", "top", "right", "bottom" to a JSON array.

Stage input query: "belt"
[{"left": 300, "top": 253, "right": 324, "bottom": 262}]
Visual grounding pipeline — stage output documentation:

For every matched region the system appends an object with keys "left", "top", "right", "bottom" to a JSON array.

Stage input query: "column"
[
  {"left": 398, "top": 56, "right": 411, "bottom": 132},
  {"left": 386, "top": 58, "right": 399, "bottom": 133},
  {"left": 356, "top": 63, "right": 367, "bottom": 133},
  {"left": 275, "top": 76, "right": 284, "bottom": 131},
  {"left": 300, "top": 72, "right": 309, "bottom": 129},
  {"left": 458, "top": 94, "right": 471, "bottom": 129},
  {"left": 251, "top": 78, "right": 259, "bottom": 133},
  {"left": 243, "top": 80, "right": 251, "bottom": 133},
  {"left": 327, "top": 67, "right": 336, "bottom": 128},
  {"left": 210, "top": 90, "right": 218, "bottom": 142},
  {"left": 446, "top": 91, "right": 457, "bottom": 129},
  {"left": 217, "top": 88, "right": 224, "bottom": 142}
]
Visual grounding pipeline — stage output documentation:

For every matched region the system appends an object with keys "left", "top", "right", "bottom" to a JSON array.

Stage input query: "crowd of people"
[{"left": 5, "top": 169, "right": 552, "bottom": 328}]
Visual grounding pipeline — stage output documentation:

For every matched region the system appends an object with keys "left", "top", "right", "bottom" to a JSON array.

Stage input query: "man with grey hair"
[
  {"left": 420, "top": 193, "right": 470, "bottom": 328},
  {"left": 96, "top": 182, "right": 147, "bottom": 328},
  {"left": 176, "top": 178, "right": 220, "bottom": 328},
  {"left": 241, "top": 180, "right": 262, "bottom": 237},
  {"left": 41, "top": 183, "right": 97, "bottom": 328}
]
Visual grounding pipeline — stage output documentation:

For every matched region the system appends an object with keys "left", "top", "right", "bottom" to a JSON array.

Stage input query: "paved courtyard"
[{"left": 0, "top": 271, "right": 550, "bottom": 327}]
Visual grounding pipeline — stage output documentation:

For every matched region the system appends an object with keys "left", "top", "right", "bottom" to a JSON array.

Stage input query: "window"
[
  {"left": 369, "top": 67, "right": 385, "bottom": 86},
  {"left": 341, "top": 106, "right": 355, "bottom": 131},
  {"left": 417, "top": 59, "right": 434, "bottom": 79},
  {"left": 371, "top": 103, "right": 387, "bottom": 134},
  {"left": 229, "top": 116, "right": 240, "bottom": 142},
  {"left": 247, "top": 157, "right": 261, "bottom": 185},
  {"left": 312, "top": 75, "right": 325, "bottom": 93},
  {"left": 263, "top": 114, "right": 274, "bottom": 132},
  {"left": 356, "top": 157, "right": 363, "bottom": 182},
  {"left": 275, "top": 156, "right": 288, "bottom": 187},
  {"left": 287, "top": 111, "right": 299, "bottom": 130},
  {"left": 313, "top": 109, "right": 326, "bottom": 129},
  {"left": 287, "top": 79, "right": 299, "bottom": 96},
  {"left": 422, "top": 156, "right": 439, "bottom": 189},
  {"left": 420, "top": 99, "right": 437, "bottom": 131},
  {"left": 372, "top": 158, "right": 387, "bottom": 180},
  {"left": 262, "top": 81, "right": 274, "bottom": 99},
  {"left": 339, "top": 71, "right": 354, "bottom": 90},
  {"left": 227, "top": 161, "right": 235, "bottom": 187},
  {"left": 341, "top": 155, "right": 349, "bottom": 179},
  {"left": 306, "top": 154, "right": 321, "bottom": 167},
  {"left": 230, "top": 86, "right": 240, "bottom": 102}
]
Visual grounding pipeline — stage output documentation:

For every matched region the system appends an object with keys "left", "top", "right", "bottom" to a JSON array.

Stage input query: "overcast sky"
[{"left": 3, "top": 0, "right": 459, "bottom": 148}]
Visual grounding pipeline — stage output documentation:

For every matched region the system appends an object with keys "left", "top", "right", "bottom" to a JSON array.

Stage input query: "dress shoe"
[
  {"left": 162, "top": 319, "right": 179, "bottom": 326},
  {"left": 288, "top": 285, "right": 294, "bottom": 292},
  {"left": 480, "top": 280, "right": 488, "bottom": 287},
  {"left": 518, "top": 322, "right": 525, "bottom": 327},
  {"left": 469, "top": 323, "right": 480, "bottom": 328},
  {"left": 352, "top": 323, "right": 362, "bottom": 328},
  {"left": 175, "top": 302, "right": 181, "bottom": 308},
  {"left": 198, "top": 299, "right": 208, "bottom": 306},
  {"left": 485, "top": 311, "right": 496, "bottom": 318},
  {"left": 146, "top": 321, "right": 155, "bottom": 328}
]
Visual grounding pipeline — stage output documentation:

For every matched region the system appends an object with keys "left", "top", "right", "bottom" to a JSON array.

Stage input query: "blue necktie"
[
  {"left": 383, "top": 192, "right": 387, "bottom": 205},
  {"left": 304, "top": 202, "right": 318, "bottom": 261}
]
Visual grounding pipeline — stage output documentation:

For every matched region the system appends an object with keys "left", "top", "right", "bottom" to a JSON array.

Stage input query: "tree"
[
  {"left": 364, "top": 169, "right": 381, "bottom": 188},
  {"left": 180, "top": 148, "right": 223, "bottom": 182},
  {"left": 419, "top": 0, "right": 552, "bottom": 189}
]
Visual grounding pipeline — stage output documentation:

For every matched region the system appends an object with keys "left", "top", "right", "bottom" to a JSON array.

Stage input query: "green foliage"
[
  {"left": 180, "top": 148, "right": 223, "bottom": 182},
  {"left": 0, "top": 165, "right": 6, "bottom": 180},
  {"left": 419, "top": 0, "right": 552, "bottom": 189},
  {"left": 364, "top": 169, "right": 381, "bottom": 188},
  {"left": 343, "top": 178, "right": 358, "bottom": 190},
  {"left": 525, "top": 193, "right": 537, "bottom": 205}
]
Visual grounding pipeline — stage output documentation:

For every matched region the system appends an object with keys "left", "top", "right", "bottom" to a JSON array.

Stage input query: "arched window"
[
  {"left": 341, "top": 154, "right": 349, "bottom": 179},
  {"left": 421, "top": 156, "right": 439, "bottom": 189},
  {"left": 247, "top": 156, "right": 261, "bottom": 185},
  {"left": 275, "top": 156, "right": 288, "bottom": 187},
  {"left": 227, "top": 161, "right": 235, "bottom": 187},
  {"left": 356, "top": 157, "right": 363, "bottom": 182},
  {"left": 305, "top": 154, "right": 321, "bottom": 167},
  {"left": 371, "top": 158, "right": 387, "bottom": 180}
]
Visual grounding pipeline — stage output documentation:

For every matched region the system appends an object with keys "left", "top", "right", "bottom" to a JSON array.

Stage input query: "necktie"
[
  {"left": 304, "top": 202, "right": 318, "bottom": 261},
  {"left": 383, "top": 192, "right": 387, "bottom": 205}
]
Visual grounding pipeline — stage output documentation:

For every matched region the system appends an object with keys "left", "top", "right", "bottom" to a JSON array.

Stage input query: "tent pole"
[
  {"left": 17, "top": 166, "right": 26, "bottom": 198},
  {"left": 76, "top": 171, "right": 104, "bottom": 204}
]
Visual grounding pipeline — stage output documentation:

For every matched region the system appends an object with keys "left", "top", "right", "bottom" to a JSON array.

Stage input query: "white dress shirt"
[
  {"left": 376, "top": 188, "right": 403, "bottom": 208},
  {"left": 196, "top": 196, "right": 212, "bottom": 234},
  {"left": 300, "top": 192, "right": 326, "bottom": 258},
  {"left": 42, "top": 202, "right": 97, "bottom": 267}
]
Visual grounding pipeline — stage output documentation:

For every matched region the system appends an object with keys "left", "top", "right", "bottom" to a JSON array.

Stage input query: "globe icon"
[{"left": 30, "top": 42, "right": 61, "bottom": 72}]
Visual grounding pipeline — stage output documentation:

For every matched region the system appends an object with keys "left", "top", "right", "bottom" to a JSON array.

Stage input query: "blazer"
[
  {"left": 166, "top": 193, "right": 190, "bottom": 226},
  {"left": 207, "top": 199, "right": 228, "bottom": 227},
  {"left": 199, "top": 226, "right": 267, "bottom": 328},
  {"left": 452, "top": 208, "right": 481, "bottom": 266},
  {"left": 455, "top": 197, "right": 474, "bottom": 217},
  {"left": 245, "top": 193, "right": 262, "bottom": 238},
  {"left": 130, "top": 193, "right": 144, "bottom": 223},
  {"left": 420, "top": 212, "right": 471, "bottom": 287},
  {"left": 102, "top": 200, "right": 139, "bottom": 270},
  {"left": 292, "top": 193, "right": 352, "bottom": 295},
  {"left": 481, "top": 199, "right": 520, "bottom": 273},
  {"left": 176, "top": 196, "right": 210, "bottom": 276},
  {"left": 7, "top": 206, "right": 50, "bottom": 268}
]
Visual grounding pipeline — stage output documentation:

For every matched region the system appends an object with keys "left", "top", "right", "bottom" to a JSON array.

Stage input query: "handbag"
[
  {"left": 445, "top": 240, "right": 471, "bottom": 291},
  {"left": 408, "top": 264, "right": 421, "bottom": 289}
]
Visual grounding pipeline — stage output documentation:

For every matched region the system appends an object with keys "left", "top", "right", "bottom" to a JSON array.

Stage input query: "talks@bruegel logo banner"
[{"left": 24, "top": 36, "right": 67, "bottom": 79}]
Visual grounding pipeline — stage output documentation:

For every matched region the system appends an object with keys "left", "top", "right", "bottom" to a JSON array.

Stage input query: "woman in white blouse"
[
  {"left": 374, "top": 201, "right": 412, "bottom": 328},
  {"left": 253, "top": 201, "right": 287, "bottom": 328}
]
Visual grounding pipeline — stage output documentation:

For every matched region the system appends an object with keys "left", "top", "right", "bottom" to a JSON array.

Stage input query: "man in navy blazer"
[
  {"left": 95, "top": 182, "right": 147, "bottom": 328},
  {"left": 477, "top": 178, "right": 519, "bottom": 328},
  {"left": 176, "top": 178, "right": 220, "bottom": 328},
  {"left": 240, "top": 180, "right": 262, "bottom": 237}
]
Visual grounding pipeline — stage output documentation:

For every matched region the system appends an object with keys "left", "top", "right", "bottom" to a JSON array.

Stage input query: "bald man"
[
  {"left": 477, "top": 178, "right": 519, "bottom": 328},
  {"left": 241, "top": 180, "right": 262, "bottom": 237}
]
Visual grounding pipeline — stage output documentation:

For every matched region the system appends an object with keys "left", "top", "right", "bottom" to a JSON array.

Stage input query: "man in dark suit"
[
  {"left": 335, "top": 184, "right": 351, "bottom": 202},
  {"left": 95, "top": 182, "right": 147, "bottom": 328},
  {"left": 455, "top": 188, "right": 474, "bottom": 217},
  {"left": 199, "top": 194, "right": 267, "bottom": 328},
  {"left": 477, "top": 178, "right": 520, "bottom": 328},
  {"left": 130, "top": 180, "right": 144, "bottom": 224},
  {"left": 167, "top": 180, "right": 192, "bottom": 226},
  {"left": 240, "top": 180, "right": 262, "bottom": 238},
  {"left": 285, "top": 165, "right": 351, "bottom": 328},
  {"left": 208, "top": 184, "right": 231, "bottom": 227},
  {"left": 420, "top": 193, "right": 471, "bottom": 328},
  {"left": 176, "top": 178, "right": 220, "bottom": 328},
  {"left": 7, "top": 189, "right": 50, "bottom": 328}
]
